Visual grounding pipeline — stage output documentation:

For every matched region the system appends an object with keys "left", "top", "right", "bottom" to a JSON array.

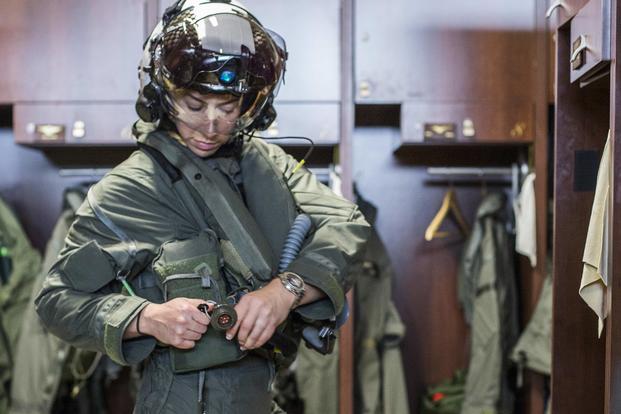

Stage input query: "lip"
[{"left": 193, "top": 140, "right": 218, "bottom": 151}]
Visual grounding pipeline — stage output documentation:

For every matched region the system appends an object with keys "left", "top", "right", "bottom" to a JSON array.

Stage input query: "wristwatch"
[{"left": 278, "top": 271, "right": 306, "bottom": 309}]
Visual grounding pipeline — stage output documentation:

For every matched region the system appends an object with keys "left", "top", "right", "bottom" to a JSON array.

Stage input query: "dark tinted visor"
[{"left": 159, "top": 12, "right": 256, "bottom": 92}]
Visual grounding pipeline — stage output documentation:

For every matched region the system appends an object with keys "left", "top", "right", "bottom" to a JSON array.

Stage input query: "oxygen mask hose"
[
  {"left": 278, "top": 214, "right": 312, "bottom": 272},
  {"left": 265, "top": 214, "right": 312, "bottom": 356}
]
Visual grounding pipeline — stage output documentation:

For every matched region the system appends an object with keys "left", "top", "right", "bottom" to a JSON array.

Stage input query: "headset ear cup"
[
  {"left": 135, "top": 94, "right": 154, "bottom": 122},
  {"left": 135, "top": 82, "right": 162, "bottom": 123},
  {"left": 250, "top": 101, "right": 277, "bottom": 131}
]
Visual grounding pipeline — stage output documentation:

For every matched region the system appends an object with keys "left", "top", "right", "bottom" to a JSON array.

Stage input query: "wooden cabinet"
[
  {"left": 400, "top": 101, "right": 534, "bottom": 145},
  {"left": 356, "top": 0, "right": 542, "bottom": 150},
  {"left": 0, "top": 0, "right": 156, "bottom": 103},
  {"left": 545, "top": 0, "right": 590, "bottom": 28},
  {"left": 355, "top": 0, "right": 537, "bottom": 104},
  {"left": 1, "top": 0, "right": 158, "bottom": 146},
  {"left": 551, "top": 17, "right": 620, "bottom": 413},
  {"left": 13, "top": 103, "right": 137, "bottom": 146},
  {"left": 569, "top": 0, "right": 611, "bottom": 83}
]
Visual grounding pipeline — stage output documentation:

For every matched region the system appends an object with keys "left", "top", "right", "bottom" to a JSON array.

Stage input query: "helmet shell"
[{"left": 137, "top": 0, "right": 287, "bottom": 133}]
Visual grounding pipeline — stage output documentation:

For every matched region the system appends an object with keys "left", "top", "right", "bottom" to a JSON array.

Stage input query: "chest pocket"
[{"left": 152, "top": 229, "right": 245, "bottom": 373}]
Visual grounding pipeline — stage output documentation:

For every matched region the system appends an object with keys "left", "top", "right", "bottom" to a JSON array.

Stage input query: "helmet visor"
[
  {"left": 167, "top": 90, "right": 242, "bottom": 136},
  {"left": 159, "top": 12, "right": 257, "bottom": 94}
]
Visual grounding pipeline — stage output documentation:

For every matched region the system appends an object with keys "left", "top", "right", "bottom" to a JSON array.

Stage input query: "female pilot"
[{"left": 36, "top": 1, "right": 370, "bottom": 412}]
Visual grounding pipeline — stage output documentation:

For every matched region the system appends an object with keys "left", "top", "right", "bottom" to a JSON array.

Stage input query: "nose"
[
  {"left": 201, "top": 119, "right": 217, "bottom": 135},
  {"left": 200, "top": 106, "right": 220, "bottom": 135}
]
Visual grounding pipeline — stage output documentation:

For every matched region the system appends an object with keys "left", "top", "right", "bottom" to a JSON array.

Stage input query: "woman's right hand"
[{"left": 137, "top": 298, "right": 212, "bottom": 349}]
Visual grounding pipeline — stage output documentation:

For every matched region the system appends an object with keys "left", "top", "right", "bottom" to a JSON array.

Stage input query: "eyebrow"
[{"left": 186, "top": 95, "right": 239, "bottom": 106}]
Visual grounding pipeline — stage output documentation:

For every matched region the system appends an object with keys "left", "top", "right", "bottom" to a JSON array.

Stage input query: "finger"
[
  {"left": 226, "top": 302, "right": 248, "bottom": 340},
  {"left": 172, "top": 319, "right": 203, "bottom": 337},
  {"left": 171, "top": 338, "right": 196, "bottom": 350},
  {"left": 236, "top": 311, "right": 258, "bottom": 346},
  {"left": 172, "top": 299, "right": 210, "bottom": 325},
  {"left": 172, "top": 312, "right": 207, "bottom": 333},
  {"left": 187, "top": 305, "right": 211, "bottom": 326},
  {"left": 190, "top": 309, "right": 211, "bottom": 327},
  {"left": 187, "top": 299, "right": 214, "bottom": 325},
  {"left": 242, "top": 319, "right": 268, "bottom": 350},
  {"left": 254, "top": 326, "right": 277, "bottom": 349},
  {"left": 185, "top": 298, "right": 214, "bottom": 308},
  {"left": 181, "top": 330, "right": 202, "bottom": 342},
  {"left": 186, "top": 318, "right": 209, "bottom": 335}
]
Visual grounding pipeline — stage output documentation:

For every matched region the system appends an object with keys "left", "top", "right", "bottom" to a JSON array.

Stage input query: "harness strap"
[
  {"left": 140, "top": 136, "right": 275, "bottom": 281},
  {"left": 141, "top": 142, "right": 211, "bottom": 231},
  {"left": 87, "top": 189, "right": 137, "bottom": 295},
  {"left": 139, "top": 144, "right": 257, "bottom": 286}
]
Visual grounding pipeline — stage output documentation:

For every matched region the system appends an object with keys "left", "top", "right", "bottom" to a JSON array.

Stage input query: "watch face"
[
  {"left": 282, "top": 272, "right": 304, "bottom": 295},
  {"left": 288, "top": 275, "right": 303, "bottom": 288}
]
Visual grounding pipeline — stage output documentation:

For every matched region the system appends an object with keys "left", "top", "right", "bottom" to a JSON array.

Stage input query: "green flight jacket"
[
  {"left": 0, "top": 198, "right": 42, "bottom": 414},
  {"left": 458, "top": 193, "right": 518, "bottom": 414},
  {"left": 10, "top": 190, "right": 85, "bottom": 414},
  {"left": 35, "top": 124, "right": 370, "bottom": 413}
]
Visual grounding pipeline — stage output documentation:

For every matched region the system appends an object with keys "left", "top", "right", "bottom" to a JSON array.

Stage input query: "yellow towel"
[{"left": 579, "top": 131, "right": 612, "bottom": 337}]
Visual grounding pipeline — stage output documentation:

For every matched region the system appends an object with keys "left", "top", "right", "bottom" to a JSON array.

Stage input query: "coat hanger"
[{"left": 424, "top": 186, "right": 470, "bottom": 241}]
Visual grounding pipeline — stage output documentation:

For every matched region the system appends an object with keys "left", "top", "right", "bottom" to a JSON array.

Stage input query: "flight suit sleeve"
[
  {"left": 35, "top": 162, "right": 185, "bottom": 366},
  {"left": 262, "top": 143, "right": 371, "bottom": 320}
]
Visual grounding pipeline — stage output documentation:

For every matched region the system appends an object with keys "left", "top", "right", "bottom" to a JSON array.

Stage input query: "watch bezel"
[{"left": 279, "top": 271, "right": 306, "bottom": 307}]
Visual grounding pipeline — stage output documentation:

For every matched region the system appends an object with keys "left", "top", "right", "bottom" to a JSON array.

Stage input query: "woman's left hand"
[{"left": 226, "top": 278, "right": 296, "bottom": 350}]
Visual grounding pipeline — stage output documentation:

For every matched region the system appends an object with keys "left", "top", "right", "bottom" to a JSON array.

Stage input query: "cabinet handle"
[
  {"left": 72, "top": 121, "right": 86, "bottom": 139},
  {"left": 33, "top": 124, "right": 65, "bottom": 141},
  {"left": 510, "top": 122, "right": 527, "bottom": 138},
  {"left": 359, "top": 80, "right": 371, "bottom": 98},
  {"left": 545, "top": 0, "right": 566, "bottom": 18},
  {"left": 571, "top": 34, "right": 589, "bottom": 65}
]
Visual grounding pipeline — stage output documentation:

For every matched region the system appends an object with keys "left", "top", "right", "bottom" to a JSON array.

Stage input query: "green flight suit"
[
  {"left": 0, "top": 198, "right": 42, "bottom": 414},
  {"left": 35, "top": 123, "right": 370, "bottom": 414},
  {"left": 458, "top": 193, "right": 518, "bottom": 414},
  {"left": 510, "top": 264, "right": 552, "bottom": 414},
  {"left": 510, "top": 275, "right": 552, "bottom": 377},
  {"left": 10, "top": 189, "right": 86, "bottom": 414},
  {"left": 294, "top": 193, "right": 409, "bottom": 414}
]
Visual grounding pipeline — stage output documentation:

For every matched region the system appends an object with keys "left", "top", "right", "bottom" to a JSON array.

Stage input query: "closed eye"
[
  {"left": 187, "top": 103, "right": 205, "bottom": 111},
  {"left": 218, "top": 100, "right": 239, "bottom": 113}
]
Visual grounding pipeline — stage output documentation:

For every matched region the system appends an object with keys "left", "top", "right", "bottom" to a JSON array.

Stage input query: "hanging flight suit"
[
  {"left": 510, "top": 271, "right": 552, "bottom": 414},
  {"left": 0, "top": 197, "right": 42, "bottom": 414},
  {"left": 35, "top": 122, "right": 370, "bottom": 414},
  {"left": 510, "top": 272, "right": 552, "bottom": 378},
  {"left": 9, "top": 188, "right": 100, "bottom": 414},
  {"left": 458, "top": 193, "right": 518, "bottom": 414},
  {"left": 294, "top": 191, "right": 409, "bottom": 414}
]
